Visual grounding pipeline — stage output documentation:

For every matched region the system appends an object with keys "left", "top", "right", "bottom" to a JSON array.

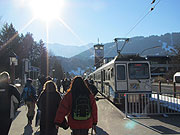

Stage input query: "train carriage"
[{"left": 89, "top": 54, "right": 152, "bottom": 104}]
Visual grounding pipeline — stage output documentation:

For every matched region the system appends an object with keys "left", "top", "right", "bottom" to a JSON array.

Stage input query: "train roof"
[
  {"left": 115, "top": 54, "right": 147, "bottom": 61},
  {"left": 91, "top": 54, "right": 148, "bottom": 74}
]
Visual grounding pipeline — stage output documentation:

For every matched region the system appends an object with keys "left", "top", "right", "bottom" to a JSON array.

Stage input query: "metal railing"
[{"left": 125, "top": 92, "right": 180, "bottom": 117}]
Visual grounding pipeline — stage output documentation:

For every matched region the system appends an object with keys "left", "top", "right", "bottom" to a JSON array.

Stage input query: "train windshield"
[
  {"left": 117, "top": 65, "right": 126, "bottom": 80},
  {"left": 128, "top": 63, "right": 149, "bottom": 79}
]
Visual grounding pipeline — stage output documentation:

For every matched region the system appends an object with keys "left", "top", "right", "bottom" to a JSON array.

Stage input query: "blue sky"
[{"left": 0, "top": 0, "right": 180, "bottom": 46}]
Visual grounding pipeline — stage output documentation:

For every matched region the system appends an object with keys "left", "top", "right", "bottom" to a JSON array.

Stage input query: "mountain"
[
  {"left": 56, "top": 33, "right": 180, "bottom": 75},
  {"left": 47, "top": 43, "right": 94, "bottom": 58}
]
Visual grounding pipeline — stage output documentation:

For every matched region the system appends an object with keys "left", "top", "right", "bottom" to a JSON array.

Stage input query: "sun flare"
[{"left": 30, "top": 0, "right": 64, "bottom": 22}]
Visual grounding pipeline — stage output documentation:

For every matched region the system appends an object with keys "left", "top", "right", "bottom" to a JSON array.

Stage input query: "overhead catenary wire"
[
  {"left": 92, "top": 0, "right": 161, "bottom": 70},
  {"left": 125, "top": 0, "right": 161, "bottom": 38}
]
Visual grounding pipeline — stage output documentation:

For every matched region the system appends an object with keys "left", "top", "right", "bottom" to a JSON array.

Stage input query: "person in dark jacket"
[
  {"left": 37, "top": 80, "right": 63, "bottom": 135},
  {"left": 85, "top": 79, "right": 98, "bottom": 97},
  {"left": 56, "top": 79, "right": 61, "bottom": 92},
  {"left": 89, "top": 80, "right": 98, "bottom": 97},
  {"left": 55, "top": 76, "right": 98, "bottom": 135},
  {"left": 21, "top": 78, "right": 37, "bottom": 125},
  {"left": 37, "top": 76, "right": 46, "bottom": 97},
  {"left": 0, "top": 71, "right": 20, "bottom": 135},
  {"left": 62, "top": 78, "right": 68, "bottom": 93}
]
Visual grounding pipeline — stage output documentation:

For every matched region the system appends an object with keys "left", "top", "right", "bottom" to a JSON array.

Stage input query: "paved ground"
[{"left": 9, "top": 95, "right": 180, "bottom": 135}]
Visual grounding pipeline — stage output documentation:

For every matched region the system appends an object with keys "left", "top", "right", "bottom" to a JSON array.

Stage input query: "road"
[{"left": 9, "top": 95, "right": 180, "bottom": 135}]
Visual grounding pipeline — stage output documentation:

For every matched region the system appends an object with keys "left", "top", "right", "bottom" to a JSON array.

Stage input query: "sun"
[{"left": 30, "top": 0, "right": 64, "bottom": 22}]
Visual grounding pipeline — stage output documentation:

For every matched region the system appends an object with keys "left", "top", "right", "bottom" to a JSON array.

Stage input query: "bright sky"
[{"left": 0, "top": 0, "right": 180, "bottom": 46}]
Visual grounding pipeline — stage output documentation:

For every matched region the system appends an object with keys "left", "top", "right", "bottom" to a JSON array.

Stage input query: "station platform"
[{"left": 9, "top": 95, "right": 180, "bottom": 135}]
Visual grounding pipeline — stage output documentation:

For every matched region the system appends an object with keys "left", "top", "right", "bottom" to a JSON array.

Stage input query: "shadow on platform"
[
  {"left": 151, "top": 115, "right": 180, "bottom": 128},
  {"left": 150, "top": 125, "right": 180, "bottom": 134},
  {"left": 23, "top": 124, "right": 33, "bottom": 135},
  {"left": 130, "top": 115, "right": 180, "bottom": 134},
  {"left": 96, "top": 126, "right": 109, "bottom": 135}
]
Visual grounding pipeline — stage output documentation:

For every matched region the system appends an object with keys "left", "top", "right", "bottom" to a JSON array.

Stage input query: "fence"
[{"left": 125, "top": 92, "right": 180, "bottom": 117}]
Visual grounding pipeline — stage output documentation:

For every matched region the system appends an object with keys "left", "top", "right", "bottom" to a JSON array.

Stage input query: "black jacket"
[
  {"left": 37, "top": 91, "right": 61, "bottom": 127},
  {"left": 89, "top": 84, "right": 98, "bottom": 97},
  {"left": 0, "top": 83, "right": 20, "bottom": 119}
]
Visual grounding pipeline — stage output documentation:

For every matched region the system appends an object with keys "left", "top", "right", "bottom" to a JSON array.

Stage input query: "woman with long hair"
[
  {"left": 55, "top": 76, "right": 98, "bottom": 135},
  {"left": 37, "top": 80, "right": 62, "bottom": 135}
]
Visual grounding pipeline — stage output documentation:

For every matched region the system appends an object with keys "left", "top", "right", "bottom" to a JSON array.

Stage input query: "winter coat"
[
  {"left": 0, "top": 83, "right": 20, "bottom": 119},
  {"left": 89, "top": 84, "right": 98, "bottom": 97},
  {"left": 55, "top": 91, "right": 98, "bottom": 129},
  {"left": 37, "top": 90, "right": 61, "bottom": 134},
  {"left": 10, "top": 95, "right": 19, "bottom": 119},
  {"left": 21, "top": 84, "right": 37, "bottom": 102}
]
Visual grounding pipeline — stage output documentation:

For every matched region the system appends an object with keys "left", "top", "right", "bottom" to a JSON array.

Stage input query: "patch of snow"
[
  {"left": 162, "top": 42, "right": 167, "bottom": 49},
  {"left": 69, "top": 67, "right": 85, "bottom": 76},
  {"left": 161, "top": 42, "right": 176, "bottom": 53}
]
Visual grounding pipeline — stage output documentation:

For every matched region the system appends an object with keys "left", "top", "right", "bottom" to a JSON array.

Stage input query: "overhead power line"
[{"left": 125, "top": 0, "right": 161, "bottom": 37}]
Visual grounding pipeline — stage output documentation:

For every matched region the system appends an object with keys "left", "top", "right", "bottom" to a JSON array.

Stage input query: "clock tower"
[{"left": 94, "top": 44, "right": 104, "bottom": 69}]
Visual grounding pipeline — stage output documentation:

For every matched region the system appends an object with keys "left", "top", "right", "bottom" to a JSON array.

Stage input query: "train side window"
[
  {"left": 103, "top": 70, "right": 105, "bottom": 81},
  {"left": 117, "top": 65, "right": 125, "bottom": 80},
  {"left": 111, "top": 68, "right": 114, "bottom": 78},
  {"left": 108, "top": 71, "right": 110, "bottom": 80}
]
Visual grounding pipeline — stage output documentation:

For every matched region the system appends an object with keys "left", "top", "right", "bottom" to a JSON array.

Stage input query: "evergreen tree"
[
  {"left": 0, "top": 23, "right": 21, "bottom": 76},
  {"left": 39, "top": 40, "right": 48, "bottom": 76},
  {"left": 53, "top": 58, "right": 64, "bottom": 80}
]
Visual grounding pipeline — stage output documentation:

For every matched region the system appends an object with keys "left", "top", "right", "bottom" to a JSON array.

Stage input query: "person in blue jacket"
[{"left": 21, "top": 78, "right": 37, "bottom": 125}]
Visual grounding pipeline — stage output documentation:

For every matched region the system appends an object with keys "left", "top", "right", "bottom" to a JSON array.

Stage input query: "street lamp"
[{"left": 9, "top": 51, "right": 18, "bottom": 84}]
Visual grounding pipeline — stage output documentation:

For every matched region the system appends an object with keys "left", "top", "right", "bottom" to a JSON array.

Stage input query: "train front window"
[
  {"left": 117, "top": 65, "right": 125, "bottom": 80},
  {"left": 128, "top": 63, "right": 149, "bottom": 79}
]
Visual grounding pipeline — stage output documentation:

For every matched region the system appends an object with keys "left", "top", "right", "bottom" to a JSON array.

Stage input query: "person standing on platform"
[
  {"left": 55, "top": 76, "right": 98, "bottom": 135},
  {"left": 88, "top": 80, "right": 98, "bottom": 97},
  {"left": 21, "top": 78, "right": 37, "bottom": 125},
  {"left": 62, "top": 78, "right": 68, "bottom": 93},
  {"left": 56, "top": 79, "right": 61, "bottom": 92},
  {"left": 37, "top": 80, "right": 66, "bottom": 135},
  {"left": 37, "top": 76, "right": 46, "bottom": 97},
  {"left": 0, "top": 71, "right": 20, "bottom": 135}
]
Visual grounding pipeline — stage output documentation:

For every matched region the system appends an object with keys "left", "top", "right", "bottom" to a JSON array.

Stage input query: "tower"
[{"left": 94, "top": 44, "right": 104, "bottom": 69}]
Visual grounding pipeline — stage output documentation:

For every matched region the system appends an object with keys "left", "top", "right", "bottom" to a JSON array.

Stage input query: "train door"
[{"left": 115, "top": 64, "right": 128, "bottom": 91}]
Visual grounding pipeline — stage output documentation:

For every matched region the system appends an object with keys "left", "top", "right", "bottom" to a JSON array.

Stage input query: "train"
[{"left": 89, "top": 54, "right": 152, "bottom": 104}]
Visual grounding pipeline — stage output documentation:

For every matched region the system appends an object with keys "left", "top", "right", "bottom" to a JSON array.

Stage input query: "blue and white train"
[{"left": 89, "top": 54, "right": 152, "bottom": 104}]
